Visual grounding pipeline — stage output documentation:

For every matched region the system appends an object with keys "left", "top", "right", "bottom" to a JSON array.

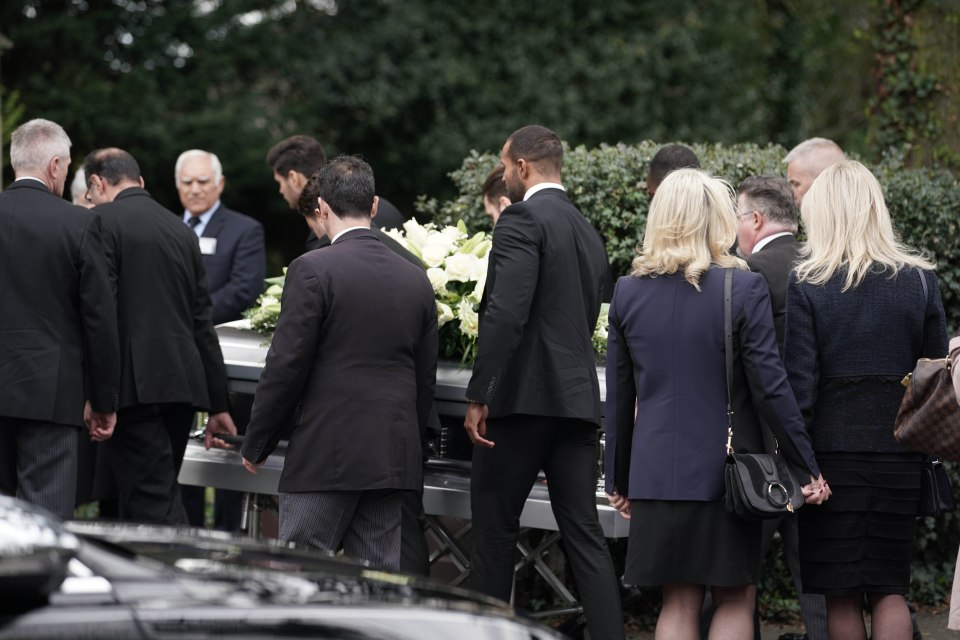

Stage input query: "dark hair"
[
  {"left": 647, "top": 144, "right": 700, "bottom": 194},
  {"left": 505, "top": 125, "right": 562, "bottom": 175},
  {"left": 301, "top": 155, "right": 375, "bottom": 220},
  {"left": 82, "top": 148, "right": 141, "bottom": 187},
  {"left": 481, "top": 164, "right": 508, "bottom": 202},
  {"left": 738, "top": 175, "right": 798, "bottom": 228},
  {"left": 266, "top": 135, "right": 327, "bottom": 177}
]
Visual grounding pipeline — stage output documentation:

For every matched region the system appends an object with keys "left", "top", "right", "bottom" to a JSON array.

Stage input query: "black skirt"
[
  {"left": 798, "top": 452, "right": 921, "bottom": 597},
  {"left": 624, "top": 499, "right": 762, "bottom": 587}
]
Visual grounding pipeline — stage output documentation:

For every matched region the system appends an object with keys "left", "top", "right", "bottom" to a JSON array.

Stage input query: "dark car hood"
[{"left": 26, "top": 521, "right": 564, "bottom": 639}]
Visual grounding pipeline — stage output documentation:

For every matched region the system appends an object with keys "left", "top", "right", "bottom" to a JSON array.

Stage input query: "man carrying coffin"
[{"left": 238, "top": 156, "right": 437, "bottom": 571}]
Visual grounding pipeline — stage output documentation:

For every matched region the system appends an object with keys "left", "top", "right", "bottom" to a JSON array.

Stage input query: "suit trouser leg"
[
  {"left": 106, "top": 403, "right": 188, "bottom": 525},
  {"left": 542, "top": 419, "right": 626, "bottom": 640},
  {"left": 0, "top": 418, "right": 78, "bottom": 519},
  {"left": 0, "top": 418, "right": 19, "bottom": 499},
  {"left": 400, "top": 487, "right": 430, "bottom": 576},
  {"left": 342, "top": 489, "right": 404, "bottom": 572},
  {"left": 280, "top": 490, "right": 358, "bottom": 552},
  {"left": 469, "top": 415, "right": 548, "bottom": 602},
  {"left": 279, "top": 489, "right": 404, "bottom": 571},
  {"left": 779, "top": 514, "right": 828, "bottom": 640}
]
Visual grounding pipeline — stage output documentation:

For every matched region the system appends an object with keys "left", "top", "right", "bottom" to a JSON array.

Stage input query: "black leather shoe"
[{"left": 777, "top": 634, "right": 808, "bottom": 640}]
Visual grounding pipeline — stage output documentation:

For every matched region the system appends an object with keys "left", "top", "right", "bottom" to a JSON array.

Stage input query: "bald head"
[{"left": 783, "top": 137, "right": 845, "bottom": 205}]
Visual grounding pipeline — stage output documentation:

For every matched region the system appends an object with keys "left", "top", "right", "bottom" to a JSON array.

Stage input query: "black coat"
[
  {"left": 242, "top": 229, "right": 438, "bottom": 492},
  {"left": 95, "top": 187, "right": 228, "bottom": 413},
  {"left": 0, "top": 180, "right": 119, "bottom": 425},
  {"left": 744, "top": 234, "right": 798, "bottom": 354},
  {"left": 466, "top": 187, "right": 607, "bottom": 423}
]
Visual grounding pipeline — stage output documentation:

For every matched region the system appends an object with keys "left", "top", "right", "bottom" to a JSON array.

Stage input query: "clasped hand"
[{"left": 801, "top": 474, "right": 831, "bottom": 505}]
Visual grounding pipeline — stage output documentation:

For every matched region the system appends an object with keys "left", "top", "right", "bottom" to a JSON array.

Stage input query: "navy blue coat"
[
  {"left": 604, "top": 266, "right": 819, "bottom": 501},
  {"left": 199, "top": 204, "right": 266, "bottom": 325}
]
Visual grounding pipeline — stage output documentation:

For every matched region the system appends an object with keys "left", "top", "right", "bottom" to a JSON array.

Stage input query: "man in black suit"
[
  {"left": 84, "top": 147, "right": 237, "bottom": 525},
  {"left": 175, "top": 148, "right": 264, "bottom": 529},
  {"left": 463, "top": 125, "right": 624, "bottom": 640},
  {"left": 237, "top": 156, "right": 437, "bottom": 571},
  {"left": 737, "top": 176, "right": 828, "bottom": 640},
  {"left": 0, "top": 119, "right": 120, "bottom": 519},
  {"left": 267, "top": 135, "right": 408, "bottom": 251},
  {"left": 176, "top": 149, "right": 266, "bottom": 325}
]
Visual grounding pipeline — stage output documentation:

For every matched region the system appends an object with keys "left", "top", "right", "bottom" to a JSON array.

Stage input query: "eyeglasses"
[{"left": 737, "top": 209, "right": 756, "bottom": 220}]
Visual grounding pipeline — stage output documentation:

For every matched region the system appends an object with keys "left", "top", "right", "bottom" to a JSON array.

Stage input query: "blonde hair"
[
  {"left": 631, "top": 168, "right": 747, "bottom": 289},
  {"left": 794, "top": 160, "right": 933, "bottom": 291}
]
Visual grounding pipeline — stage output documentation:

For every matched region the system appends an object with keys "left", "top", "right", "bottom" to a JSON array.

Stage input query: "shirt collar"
[
  {"left": 14, "top": 176, "right": 48, "bottom": 187},
  {"left": 752, "top": 231, "right": 793, "bottom": 254},
  {"left": 523, "top": 182, "right": 565, "bottom": 201},
  {"left": 331, "top": 225, "right": 370, "bottom": 244},
  {"left": 183, "top": 200, "right": 220, "bottom": 229}
]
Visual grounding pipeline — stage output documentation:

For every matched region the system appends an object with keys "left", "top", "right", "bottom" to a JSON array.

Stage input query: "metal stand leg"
[
  {"left": 240, "top": 492, "right": 260, "bottom": 539},
  {"left": 515, "top": 529, "right": 584, "bottom": 618},
  {"left": 424, "top": 515, "right": 472, "bottom": 587}
]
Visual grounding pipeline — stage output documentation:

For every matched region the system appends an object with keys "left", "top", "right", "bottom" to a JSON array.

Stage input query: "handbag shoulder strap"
[
  {"left": 916, "top": 267, "right": 928, "bottom": 308},
  {"left": 724, "top": 268, "right": 734, "bottom": 455}
]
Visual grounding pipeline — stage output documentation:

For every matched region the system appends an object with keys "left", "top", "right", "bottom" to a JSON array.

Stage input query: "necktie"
[{"left": 187, "top": 216, "right": 201, "bottom": 229}]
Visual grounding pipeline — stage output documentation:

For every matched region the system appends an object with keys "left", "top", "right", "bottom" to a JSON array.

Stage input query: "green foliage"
[{"left": 868, "top": 0, "right": 944, "bottom": 164}]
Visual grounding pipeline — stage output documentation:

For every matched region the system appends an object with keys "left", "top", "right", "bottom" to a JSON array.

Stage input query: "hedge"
[{"left": 417, "top": 140, "right": 960, "bottom": 608}]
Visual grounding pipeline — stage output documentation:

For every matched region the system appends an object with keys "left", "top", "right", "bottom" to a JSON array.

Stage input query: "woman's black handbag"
[
  {"left": 919, "top": 457, "right": 956, "bottom": 517},
  {"left": 720, "top": 269, "right": 804, "bottom": 520}
]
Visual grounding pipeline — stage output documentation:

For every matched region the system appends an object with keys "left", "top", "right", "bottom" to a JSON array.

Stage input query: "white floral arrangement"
[
  {"left": 382, "top": 219, "right": 492, "bottom": 365},
  {"left": 593, "top": 302, "right": 610, "bottom": 361},
  {"left": 244, "top": 271, "right": 287, "bottom": 334},
  {"left": 243, "top": 221, "right": 610, "bottom": 366}
]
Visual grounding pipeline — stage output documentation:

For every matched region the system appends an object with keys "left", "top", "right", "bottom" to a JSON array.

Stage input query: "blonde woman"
[
  {"left": 604, "top": 169, "right": 828, "bottom": 639},
  {"left": 784, "top": 160, "right": 947, "bottom": 640}
]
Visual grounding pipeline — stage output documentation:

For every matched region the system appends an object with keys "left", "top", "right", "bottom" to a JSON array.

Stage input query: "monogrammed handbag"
[
  {"left": 894, "top": 357, "right": 960, "bottom": 461},
  {"left": 720, "top": 269, "right": 804, "bottom": 520},
  {"left": 893, "top": 269, "right": 960, "bottom": 461}
]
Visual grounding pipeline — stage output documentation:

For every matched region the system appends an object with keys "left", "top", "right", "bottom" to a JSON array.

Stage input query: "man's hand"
[
  {"left": 464, "top": 402, "right": 494, "bottom": 448},
  {"left": 242, "top": 457, "right": 261, "bottom": 475},
  {"left": 205, "top": 411, "right": 238, "bottom": 450},
  {"left": 606, "top": 491, "right": 631, "bottom": 519},
  {"left": 88, "top": 410, "right": 117, "bottom": 442}
]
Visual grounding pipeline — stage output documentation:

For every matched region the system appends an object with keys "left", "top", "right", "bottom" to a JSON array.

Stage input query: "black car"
[{"left": 0, "top": 496, "right": 564, "bottom": 639}]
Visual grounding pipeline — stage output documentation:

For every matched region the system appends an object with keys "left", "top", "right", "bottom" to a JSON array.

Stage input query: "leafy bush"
[{"left": 419, "top": 140, "right": 960, "bottom": 609}]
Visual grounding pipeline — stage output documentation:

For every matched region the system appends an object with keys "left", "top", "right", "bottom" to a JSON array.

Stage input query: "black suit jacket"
[
  {"left": 0, "top": 180, "right": 120, "bottom": 425},
  {"left": 96, "top": 187, "right": 228, "bottom": 412},
  {"left": 199, "top": 204, "right": 266, "bottom": 325},
  {"left": 744, "top": 234, "right": 798, "bottom": 354},
  {"left": 241, "top": 229, "right": 438, "bottom": 492},
  {"left": 466, "top": 187, "right": 607, "bottom": 423}
]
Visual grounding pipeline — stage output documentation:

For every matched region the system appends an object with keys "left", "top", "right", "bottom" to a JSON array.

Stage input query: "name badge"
[{"left": 199, "top": 237, "right": 218, "bottom": 255}]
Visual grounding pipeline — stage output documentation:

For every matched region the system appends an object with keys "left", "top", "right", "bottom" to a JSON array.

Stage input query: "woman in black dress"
[{"left": 784, "top": 160, "right": 947, "bottom": 640}]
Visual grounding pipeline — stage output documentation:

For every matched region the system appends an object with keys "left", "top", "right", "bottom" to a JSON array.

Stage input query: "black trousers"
[
  {"left": 400, "top": 487, "right": 430, "bottom": 577},
  {"left": 470, "top": 414, "right": 625, "bottom": 640},
  {"left": 104, "top": 403, "right": 192, "bottom": 525}
]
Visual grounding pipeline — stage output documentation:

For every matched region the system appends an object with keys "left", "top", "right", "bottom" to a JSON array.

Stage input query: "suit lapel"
[{"left": 202, "top": 205, "right": 226, "bottom": 238}]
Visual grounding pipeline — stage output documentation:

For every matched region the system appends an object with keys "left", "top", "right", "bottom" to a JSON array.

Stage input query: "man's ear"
[
  {"left": 370, "top": 195, "right": 379, "bottom": 219},
  {"left": 290, "top": 171, "right": 306, "bottom": 190},
  {"left": 516, "top": 158, "right": 528, "bottom": 180},
  {"left": 497, "top": 195, "right": 511, "bottom": 213}
]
